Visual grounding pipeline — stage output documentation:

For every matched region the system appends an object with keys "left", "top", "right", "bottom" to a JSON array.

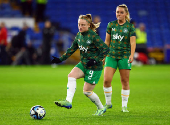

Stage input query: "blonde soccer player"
[{"left": 103, "top": 4, "right": 136, "bottom": 112}]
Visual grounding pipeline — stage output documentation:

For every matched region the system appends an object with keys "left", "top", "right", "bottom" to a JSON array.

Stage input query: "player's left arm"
[
  {"left": 129, "top": 36, "right": 136, "bottom": 63},
  {"left": 129, "top": 24, "right": 136, "bottom": 63},
  {"left": 93, "top": 35, "right": 109, "bottom": 62}
]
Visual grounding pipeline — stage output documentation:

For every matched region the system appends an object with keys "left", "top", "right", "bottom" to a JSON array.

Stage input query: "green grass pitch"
[{"left": 0, "top": 65, "right": 170, "bottom": 125}]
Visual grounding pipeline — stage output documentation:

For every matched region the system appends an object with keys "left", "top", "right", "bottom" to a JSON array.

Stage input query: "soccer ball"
[{"left": 30, "top": 105, "right": 46, "bottom": 120}]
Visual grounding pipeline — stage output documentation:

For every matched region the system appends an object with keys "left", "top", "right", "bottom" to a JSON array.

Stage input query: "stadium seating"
[
  {"left": 0, "top": 0, "right": 170, "bottom": 49},
  {"left": 43, "top": 0, "right": 170, "bottom": 48}
]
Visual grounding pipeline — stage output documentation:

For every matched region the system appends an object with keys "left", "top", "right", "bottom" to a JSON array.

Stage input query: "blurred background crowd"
[{"left": 0, "top": 0, "right": 170, "bottom": 66}]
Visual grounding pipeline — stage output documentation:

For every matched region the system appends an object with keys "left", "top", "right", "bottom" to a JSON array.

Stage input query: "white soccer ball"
[{"left": 30, "top": 105, "right": 46, "bottom": 120}]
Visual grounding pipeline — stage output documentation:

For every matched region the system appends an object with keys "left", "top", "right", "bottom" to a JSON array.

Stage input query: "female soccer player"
[
  {"left": 103, "top": 4, "right": 136, "bottom": 112},
  {"left": 52, "top": 14, "right": 109, "bottom": 116}
]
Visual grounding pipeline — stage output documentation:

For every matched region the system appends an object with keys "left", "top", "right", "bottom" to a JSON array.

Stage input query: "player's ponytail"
[
  {"left": 117, "top": 4, "right": 131, "bottom": 22},
  {"left": 79, "top": 14, "right": 100, "bottom": 32}
]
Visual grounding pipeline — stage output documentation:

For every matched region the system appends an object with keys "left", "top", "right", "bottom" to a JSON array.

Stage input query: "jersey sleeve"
[
  {"left": 130, "top": 24, "right": 136, "bottom": 37},
  {"left": 59, "top": 36, "right": 78, "bottom": 61},
  {"left": 93, "top": 35, "right": 109, "bottom": 62},
  {"left": 106, "top": 22, "right": 112, "bottom": 35}
]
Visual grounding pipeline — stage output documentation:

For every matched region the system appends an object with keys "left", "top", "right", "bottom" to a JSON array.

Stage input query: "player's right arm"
[
  {"left": 105, "top": 33, "right": 111, "bottom": 47},
  {"left": 102, "top": 22, "right": 112, "bottom": 64},
  {"left": 105, "top": 22, "right": 112, "bottom": 47},
  {"left": 102, "top": 33, "right": 111, "bottom": 65},
  {"left": 51, "top": 36, "right": 78, "bottom": 64},
  {"left": 59, "top": 38, "right": 78, "bottom": 61}
]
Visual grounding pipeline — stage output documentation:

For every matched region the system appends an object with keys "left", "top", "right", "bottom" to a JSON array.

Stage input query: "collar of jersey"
[
  {"left": 116, "top": 20, "right": 128, "bottom": 26},
  {"left": 81, "top": 28, "right": 91, "bottom": 36}
]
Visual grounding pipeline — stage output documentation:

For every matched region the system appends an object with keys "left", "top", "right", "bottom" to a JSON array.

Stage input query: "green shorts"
[
  {"left": 75, "top": 62, "right": 102, "bottom": 84},
  {"left": 105, "top": 56, "right": 132, "bottom": 70}
]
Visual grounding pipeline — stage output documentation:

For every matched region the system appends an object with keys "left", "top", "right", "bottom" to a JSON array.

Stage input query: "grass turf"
[{"left": 0, "top": 65, "right": 170, "bottom": 125}]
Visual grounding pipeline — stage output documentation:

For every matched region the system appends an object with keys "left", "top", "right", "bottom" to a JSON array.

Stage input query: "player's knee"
[
  {"left": 121, "top": 79, "right": 129, "bottom": 86},
  {"left": 122, "top": 84, "right": 130, "bottom": 90},
  {"left": 104, "top": 78, "right": 112, "bottom": 87},
  {"left": 68, "top": 73, "right": 74, "bottom": 77},
  {"left": 83, "top": 91, "right": 93, "bottom": 97},
  {"left": 121, "top": 79, "right": 129, "bottom": 89}
]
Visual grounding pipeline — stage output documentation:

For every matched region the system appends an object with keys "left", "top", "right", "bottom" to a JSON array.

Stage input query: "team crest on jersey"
[
  {"left": 86, "top": 40, "right": 91, "bottom": 44},
  {"left": 112, "top": 28, "right": 116, "bottom": 31},
  {"left": 123, "top": 28, "right": 128, "bottom": 33}
]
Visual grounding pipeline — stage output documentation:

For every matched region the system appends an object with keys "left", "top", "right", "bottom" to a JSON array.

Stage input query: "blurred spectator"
[
  {"left": 93, "top": 15, "right": 101, "bottom": 36},
  {"left": 27, "top": 41, "right": 37, "bottom": 64},
  {"left": 136, "top": 23, "right": 147, "bottom": 55},
  {"left": 56, "top": 30, "right": 79, "bottom": 64},
  {"left": 0, "top": 22, "right": 8, "bottom": 65},
  {"left": 41, "top": 20, "right": 55, "bottom": 64},
  {"left": 20, "top": 0, "right": 33, "bottom": 16},
  {"left": 131, "top": 20, "right": 137, "bottom": 28},
  {"left": 35, "top": 0, "right": 48, "bottom": 22},
  {"left": 57, "top": 30, "right": 75, "bottom": 53},
  {"left": 135, "top": 23, "right": 148, "bottom": 64},
  {"left": 9, "top": 23, "right": 32, "bottom": 65}
]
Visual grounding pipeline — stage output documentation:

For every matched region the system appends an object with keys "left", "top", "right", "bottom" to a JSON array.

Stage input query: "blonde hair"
[
  {"left": 117, "top": 4, "right": 131, "bottom": 22},
  {"left": 79, "top": 14, "right": 100, "bottom": 32}
]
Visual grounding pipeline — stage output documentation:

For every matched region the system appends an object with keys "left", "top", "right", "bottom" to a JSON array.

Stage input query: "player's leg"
[
  {"left": 103, "top": 67, "right": 116, "bottom": 109},
  {"left": 55, "top": 63, "right": 84, "bottom": 109},
  {"left": 66, "top": 66, "right": 84, "bottom": 103},
  {"left": 118, "top": 59, "right": 131, "bottom": 112},
  {"left": 83, "top": 82, "right": 106, "bottom": 116},
  {"left": 83, "top": 70, "right": 105, "bottom": 115},
  {"left": 119, "top": 69, "right": 130, "bottom": 112},
  {"left": 103, "top": 57, "right": 117, "bottom": 109}
]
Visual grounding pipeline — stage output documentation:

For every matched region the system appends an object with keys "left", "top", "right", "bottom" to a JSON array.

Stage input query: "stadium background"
[
  {"left": 0, "top": 1, "right": 170, "bottom": 125},
  {"left": 0, "top": 0, "right": 170, "bottom": 64}
]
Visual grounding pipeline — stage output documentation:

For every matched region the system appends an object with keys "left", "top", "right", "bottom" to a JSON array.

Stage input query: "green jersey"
[
  {"left": 106, "top": 20, "right": 136, "bottom": 59},
  {"left": 59, "top": 29, "right": 109, "bottom": 71}
]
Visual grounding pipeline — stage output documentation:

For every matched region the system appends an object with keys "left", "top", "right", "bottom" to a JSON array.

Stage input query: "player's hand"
[
  {"left": 51, "top": 56, "right": 62, "bottom": 64},
  {"left": 87, "top": 59, "right": 97, "bottom": 67},
  {"left": 102, "top": 58, "right": 105, "bottom": 65},
  {"left": 129, "top": 55, "right": 133, "bottom": 63}
]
